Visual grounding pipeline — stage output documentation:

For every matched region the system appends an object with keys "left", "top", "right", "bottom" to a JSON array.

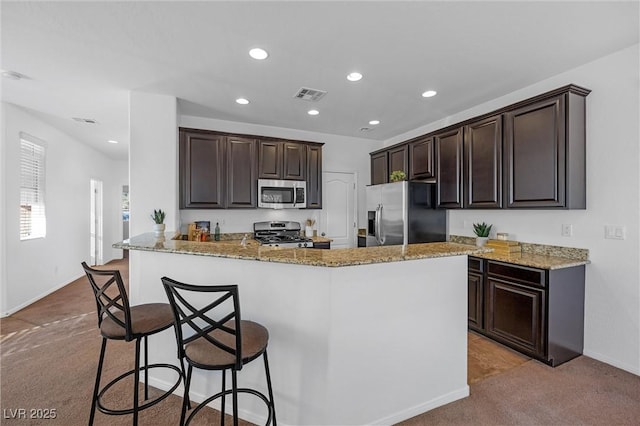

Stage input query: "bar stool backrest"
[
  {"left": 81, "top": 262, "right": 134, "bottom": 341},
  {"left": 161, "top": 277, "right": 243, "bottom": 371}
]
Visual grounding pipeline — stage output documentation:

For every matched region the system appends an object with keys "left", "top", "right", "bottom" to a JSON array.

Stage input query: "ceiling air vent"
[
  {"left": 293, "top": 87, "right": 327, "bottom": 102},
  {"left": 360, "top": 127, "right": 374, "bottom": 132},
  {"left": 72, "top": 117, "right": 98, "bottom": 124}
]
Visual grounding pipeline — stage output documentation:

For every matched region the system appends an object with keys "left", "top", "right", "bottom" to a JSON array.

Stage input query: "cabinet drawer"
[
  {"left": 487, "top": 261, "right": 545, "bottom": 288},
  {"left": 468, "top": 256, "right": 484, "bottom": 273}
]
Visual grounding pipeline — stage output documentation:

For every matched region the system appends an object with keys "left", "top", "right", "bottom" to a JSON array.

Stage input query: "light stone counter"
[
  {"left": 449, "top": 235, "right": 590, "bottom": 270},
  {"left": 114, "top": 232, "right": 490, "bottom": 267}
]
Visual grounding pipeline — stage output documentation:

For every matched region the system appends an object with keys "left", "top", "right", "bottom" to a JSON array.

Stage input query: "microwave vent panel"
[{"left": 293, "top": 87, "right": 327, "bottom": 102}]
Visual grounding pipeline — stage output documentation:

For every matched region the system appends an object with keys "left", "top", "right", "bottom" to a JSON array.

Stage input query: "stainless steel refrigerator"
[{"left": 365, "top": 181, "right": 447, "bottom": 246}]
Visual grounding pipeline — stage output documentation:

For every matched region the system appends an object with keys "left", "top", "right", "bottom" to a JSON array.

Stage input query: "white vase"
[
  {"left": 153, "top": 223, "right": 166, "bottom": 237},
  {"left": 476, "top": 237, "right": 488, "bottom": 247},
  {"left": 305, "top": 226, "right": 313, "bottom": 238}
]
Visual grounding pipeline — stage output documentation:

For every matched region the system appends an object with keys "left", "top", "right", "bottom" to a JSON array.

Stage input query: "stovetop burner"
[{"left": 253, "top": 221, "right": 314, "bottom": 248}]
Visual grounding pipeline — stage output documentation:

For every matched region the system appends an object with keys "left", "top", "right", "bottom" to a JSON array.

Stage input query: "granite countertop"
[
  {"left": 449, "top": 235, "right": 589, "bottom": 270},
  {"left": 114, "top": 233, "right": 490, "bottom": 267}
]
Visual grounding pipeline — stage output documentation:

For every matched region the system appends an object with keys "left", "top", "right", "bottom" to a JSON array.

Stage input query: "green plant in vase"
[
  {"left": 473, "top": 222, "right": 492, "bottom": 247},
  {"left": 151, "top": 209, "right": 166, "bottom": 237}
]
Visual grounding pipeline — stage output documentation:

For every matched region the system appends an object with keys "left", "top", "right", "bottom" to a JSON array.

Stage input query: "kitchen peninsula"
[{"left": 115, "top": 233, "right": 489, "bottom": 425}]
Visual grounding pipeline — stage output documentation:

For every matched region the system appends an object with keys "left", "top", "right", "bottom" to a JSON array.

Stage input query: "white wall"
[
  {"left": 0, "top": 102, "right": 127, "bottom": 316},
  {"left": 387, "top": 45, "right": 640, "bottom": 375},
  {"left": 1, "top": 104, "right": 8, "bottom": 315},
  {"left": 129, "top": 92, "right": 178, "bottom": 237},
  {"left": 179, "top": 115, "right": 381, "bottom": 233}
]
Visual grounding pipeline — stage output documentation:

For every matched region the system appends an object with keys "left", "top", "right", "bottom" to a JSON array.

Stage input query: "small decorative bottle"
[{"left": 214, "top": 222, "right": 221, "bottom": 241}]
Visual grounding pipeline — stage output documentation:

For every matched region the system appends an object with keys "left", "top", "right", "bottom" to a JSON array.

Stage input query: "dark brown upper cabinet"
[
  {"left": 258, "top": 140, "right": 306, "bottom": 180},
  {"left": 368, "top": 84, "right": 589, "bottom": 209},
  {"left": 370, "top": 144, "right": 408, "bottom": 185},
  {"left": 464, "top": 115, "right": 503, "bottom": 208},
  {"left": 226, "top": 136, "right": 257, "bottom": 208},
  {"left": 258, "top": 140, "right": 283, "bottom": 179},
  {"left": 306, "top": 144, "right": 323, "bottom": 209},
  {"left": 283, "top": 142, "right": 306, "bottom": 180},
  {"left": 505, "top": 86, "right": 588, "bottom": 208},
  {"left": 179, "top": 129, "right": 257, "bottom": 209},
  {"left": 370, "top": 151, "right": 388, "bottom": 185},
  {"left": 409, "top": 136, "right": 434, "bottom": 180},
  {"left": 388, "top": 144, "right": 409, "bottom": 177},
  {"left": 179, "top": 130, "right": 225, "bottom": 209},
  {"left": 435, "top": 127, "right": 464, "bottom": 208}
]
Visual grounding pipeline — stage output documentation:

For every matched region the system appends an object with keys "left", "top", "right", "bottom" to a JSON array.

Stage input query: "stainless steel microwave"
[{"left": 258, "top": 179, "right": 307, "bottom": 209}]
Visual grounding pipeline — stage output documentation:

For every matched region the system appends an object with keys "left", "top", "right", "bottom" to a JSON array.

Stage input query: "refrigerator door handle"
[
  {"left": 375, "top": 205, "right": 381, "bottom": 245},
  {"left": 378, "top": 204, "right": 385, "bottom": 245}
]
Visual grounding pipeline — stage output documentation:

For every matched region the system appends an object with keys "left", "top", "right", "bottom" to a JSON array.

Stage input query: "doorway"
[
  {"left": 90, "top": 179, "right": 103, "bottom": 266},
  {"left": 320, "top": 171, "right": 357, "bottom": 248}
]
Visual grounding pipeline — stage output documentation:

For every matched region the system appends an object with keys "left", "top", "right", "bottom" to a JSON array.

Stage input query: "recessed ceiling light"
[
  {"left": 107, "top": 140, "right": 119, "bottom": 144},
  {"left": 422, "top": 90, "right": 437, "bottom": 98},
  {"left": 236, "top": 98, "right": 250, "bottom": 105},
  {"left": 308, "top": 110, "right": 319, "bottom": 116},
  {"left": 347, "top": 72, "right": 363, "bottom": 82},
  {"left": 249, "top": 48, "right": 269, "bottom": 60},
  {"left": 1, "top": 70, "right": 24, "bottom": 80},
  {"left": 72, "top": 117, "right": 98, "bottom": 124},
  {"left": 369, "top": 120, "right": 380, "bottom": 125}
]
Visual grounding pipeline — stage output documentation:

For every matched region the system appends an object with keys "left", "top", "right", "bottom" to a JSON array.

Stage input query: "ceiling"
[{"left": 2, "top": 1, "right": 638, "bottom": 161}]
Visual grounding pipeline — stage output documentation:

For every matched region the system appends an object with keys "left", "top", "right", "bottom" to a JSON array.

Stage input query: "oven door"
[{"left": 258, "top": 179, "right": 306, "bottom": 209}]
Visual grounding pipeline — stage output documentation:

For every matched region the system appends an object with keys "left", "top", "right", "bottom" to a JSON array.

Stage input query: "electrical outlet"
[
  {"left": 561, "top": 224, "right": 573, "bottom": 237},
  {"left": 604, "top": 225, "right": 626, "bottom": 240}
]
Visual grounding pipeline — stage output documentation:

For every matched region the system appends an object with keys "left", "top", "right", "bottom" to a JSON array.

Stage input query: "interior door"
[
  {"left": 90, "top": 179, "right": 103, "bottom": 266},
  {"left": 320, "top": 171, "right": 356, "bottom": 248}
]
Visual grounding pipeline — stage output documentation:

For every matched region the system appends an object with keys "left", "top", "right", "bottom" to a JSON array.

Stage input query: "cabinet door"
[
  {"left": 179, "top": 130, "right": 225, "bottom": 208},
  {"left": 258, "top": 140, "right": 283, "bottom": 179},
  {"left": 505, "top": 95, "right": 566, "bottom": 208},
  {"left": 409, "top": 137, "right": 434, "bottom": 180},
  {"left": 370, "top": 151, "right": 388, "bottom": 185},
  {"left": 306, "top": 144, "right": 323, "bottom": 209},
  {"left": 226, "top": 136, "right": 256, "bottom": 208},
  {"left": 388, "top": 145, "right": 408, "bottom": 177},
  {"left": 468, "top": 271, "right": 484, "bottom": 332},
  {"left": 283, "top": 142, "right": 306, "bottom": 180},
  {"left": 464, "top": 115, "right": 503, "bottom": 208},
  {"left": 435, "top": 127, "right": 464, "bottom": 208},
  {"left": 486, "top": 278, "right": 545, "bottom": 357}
]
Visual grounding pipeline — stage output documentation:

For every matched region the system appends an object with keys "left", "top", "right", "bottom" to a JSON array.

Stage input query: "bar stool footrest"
[
  {"left": 186, "top": 387, "right": 274, "bottom": 426},
  {"left": 97, "top": 363, "right": 182, "bottom": 416}
]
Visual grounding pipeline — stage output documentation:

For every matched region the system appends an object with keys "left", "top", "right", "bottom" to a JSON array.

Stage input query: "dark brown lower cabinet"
[
  {"left": 469, "top": 257, "right": 585, "bottom": 367},
  {"left": 313, "top": 241, "right": 330, "bottom": 250},
  {"left": 467, "top": 257, "right": 484, "bottom": 332},
  {"left": 486, "top": 277, "right": 545, "bottom": 357}
]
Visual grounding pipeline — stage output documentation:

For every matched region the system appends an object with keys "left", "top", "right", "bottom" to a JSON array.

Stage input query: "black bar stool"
[
  {"left": 161, "top": 276, "right": 276, "bottom": 426},
  {"left": 82, "top": 262, "right": 182, "bottom": 425}
]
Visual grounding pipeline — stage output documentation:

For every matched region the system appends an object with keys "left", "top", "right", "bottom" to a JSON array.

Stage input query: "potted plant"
[
  {"left": 389, "top": 170, "right": 406, "bottom": 182},
  {"left": 473, "top": 222, "right": 492, "bottom": 247},
  {"left": 151, "top": 209, "right": 166, "bottom": 237}
]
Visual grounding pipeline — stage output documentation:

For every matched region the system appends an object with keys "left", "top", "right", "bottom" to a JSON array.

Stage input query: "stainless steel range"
[{"left": 253, "top": 221, "right": 314, "bottom": 248}]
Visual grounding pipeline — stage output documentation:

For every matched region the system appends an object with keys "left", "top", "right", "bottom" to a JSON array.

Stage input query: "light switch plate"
[
  {"left": 604, "top": 225, "right": 626, "bottom": 240},
  {"left": 561, "top": 224, "right": 573, "bottom": 237}
]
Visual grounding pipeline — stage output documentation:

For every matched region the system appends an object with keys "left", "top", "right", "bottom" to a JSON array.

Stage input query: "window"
[{"left": 20, "top": 133, "right": 47, "bottom": 240}]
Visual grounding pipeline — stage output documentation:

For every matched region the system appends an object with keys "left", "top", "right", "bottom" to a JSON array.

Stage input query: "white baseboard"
[
  {"left": 370, "top": 386, "right": 470, "bottom": 425},
  {"left": 149, "top": 376, "right": 469, "bottom": 426},
  {"left": 1, "top": 275, "right": 83, "bottom": 317},
  {"left": 583, "top": 349, "right": 640, "bottom": 376}
]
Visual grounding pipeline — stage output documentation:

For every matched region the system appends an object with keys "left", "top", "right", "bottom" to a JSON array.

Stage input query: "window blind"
[{"left": 20, "top": 133, "right": 47, "bottom": 240}]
